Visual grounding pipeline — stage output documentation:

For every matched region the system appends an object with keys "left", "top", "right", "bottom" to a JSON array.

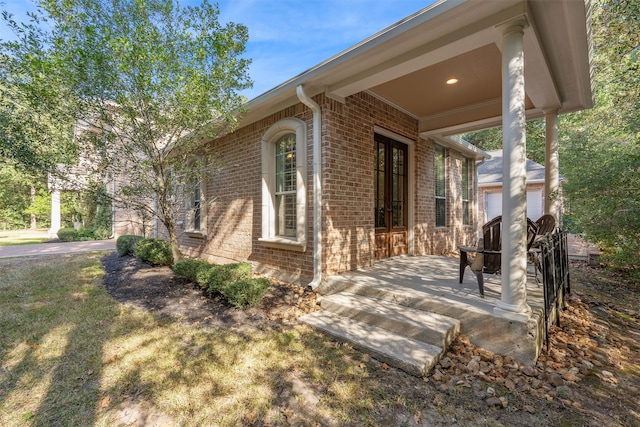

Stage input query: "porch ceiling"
[{"left": 240, "top": 0, "right": 593, "bottom": 137}]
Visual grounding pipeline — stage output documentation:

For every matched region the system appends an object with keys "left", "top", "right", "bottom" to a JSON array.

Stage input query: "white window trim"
[
  {"left": 185, "top": 176, "right": 206, "bottom": 238},
  {"left": 259, "top": 118, "right": 307, "bottom": 251}
]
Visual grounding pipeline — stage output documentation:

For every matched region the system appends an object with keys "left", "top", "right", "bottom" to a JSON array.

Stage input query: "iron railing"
[{"left": 539, "top": 228, "right": 571, "bottom": 351}]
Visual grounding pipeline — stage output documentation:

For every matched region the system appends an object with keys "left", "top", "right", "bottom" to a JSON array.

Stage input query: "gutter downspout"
[{"left": 296, "top": 85, "right": 322, "bottom": 289}]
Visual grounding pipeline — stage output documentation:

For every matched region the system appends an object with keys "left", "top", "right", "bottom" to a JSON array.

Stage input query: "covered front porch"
[{"left": 305, "top": 255, "right": 546, "bottom": 375}]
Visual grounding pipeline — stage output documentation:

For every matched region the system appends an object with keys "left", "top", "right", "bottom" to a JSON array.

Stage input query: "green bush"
[
  {"left": 116, "top": 235, "right": 143, "bottom": 256},
  {"left": 172, "top": 259, "right": 212, "bottom": 282},
  {"left": 135, "top": 238, "right": 173, "bottom": 266},
  {"left": 57, "top": 227, "right": 78, "bottom": 242},
  {"left": 223, "top": 278, "right": 271, "bottom": 309},
  {"left": 76, "top": 227, "right": 96, "bottom": 241},
  {"left": 205, "top": 262, "right": 252, "bottom": 293},
  {"left": 93, "top": 227, "right": 111, "bottom": 240}
]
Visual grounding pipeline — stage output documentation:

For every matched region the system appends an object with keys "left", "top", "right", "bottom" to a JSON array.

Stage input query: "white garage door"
[
  {"left": 486, "top": 192, "right": 502, "bottom": 222},
  {"left": 485, "top": 190, "right": 544, "bottom": 222},
  {"left": 526, "top": 190, "right": 543, "bottom": 221}
]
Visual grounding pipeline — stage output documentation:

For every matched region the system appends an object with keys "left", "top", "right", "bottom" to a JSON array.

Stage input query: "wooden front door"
[{"left": 374, "top": 134, "right": 408, "bottom": 260}]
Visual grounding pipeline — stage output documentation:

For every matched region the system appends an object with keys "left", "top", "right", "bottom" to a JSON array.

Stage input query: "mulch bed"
[{"left": 100, "top": 252, "right": 321, "bottom": 332}]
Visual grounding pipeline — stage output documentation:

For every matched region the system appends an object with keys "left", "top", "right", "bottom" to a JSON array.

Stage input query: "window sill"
[
  {"left": 185, "top": 231, "right": 206, "bottom": 240},
  {"left": 259, "top": 237, "right": 306, "bottom": 252}
]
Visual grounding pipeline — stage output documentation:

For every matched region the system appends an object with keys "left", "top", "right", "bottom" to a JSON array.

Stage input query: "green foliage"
[
  {"left": 557, "top": 1, "right": 640, "bottom": 268},
  {"left": 172, "top": 259, "right": 212, "bottom": 282},
  {"left": 205, "top": 262, "right": 252, "bottom": 293},
  {"left": 172, "top": 259, "right": 269, "bottom": 308},
  {"left": 23, "top": 188, "right": 52, "bottom": 228},
  {"left": 0, "top": 163, "right": 46, "bottom": 229},
  {"left": 0, "top": 0, "right": 251, "bottom": 261},
  {"left": 1, "top": 0, "right": 251, "bottom": 263},
  {"left": 223, "top": 278, "right": 271, "bottom": 309},
  {"left": 135, "top": 238, "right": 174, "bottom": 266},
  {"left": 116, "top": 234, "right": 143, "bottom": 256},
  {"left": 57, "top": 227, "right": 78, "bottom": 242}
]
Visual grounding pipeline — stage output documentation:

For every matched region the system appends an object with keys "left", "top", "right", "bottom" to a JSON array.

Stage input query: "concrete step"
[
  {"left": 320, "top": 292, "right": 460, "bottom": 350},
  {"left": 300, "top": 311, "right": 444, "bottom": 377}
]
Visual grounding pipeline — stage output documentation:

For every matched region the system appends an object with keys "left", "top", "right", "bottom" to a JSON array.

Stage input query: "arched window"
[{"left": 260, "top": 118, "right": 307, "bottom": 250}]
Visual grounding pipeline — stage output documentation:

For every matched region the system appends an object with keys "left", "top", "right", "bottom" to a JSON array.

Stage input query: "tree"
[
  {"left": 558, "top": 0, "right": 639, "bottom": 268},
  {"left": 1, "top": 0, "right": 252, "bottom": 262}
]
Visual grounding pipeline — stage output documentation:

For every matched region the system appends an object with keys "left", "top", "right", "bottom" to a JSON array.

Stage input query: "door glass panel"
[
  {"left": 392, "top": 146, "right": 405, "bottom": 227},
  {"left": 375, "top": 142, "right": 386, "bottom": 228}
]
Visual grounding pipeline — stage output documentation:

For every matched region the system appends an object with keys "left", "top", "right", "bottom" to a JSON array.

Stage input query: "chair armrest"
[
  {"left": 481, "top": 250, "right": 501, "bottom": 255},
  {"left": 457, "top": 244, "right": 479, "bottom": 253}
]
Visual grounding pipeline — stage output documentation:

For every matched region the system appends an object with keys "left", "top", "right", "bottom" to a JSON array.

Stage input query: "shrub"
[
  {"left": 172, "top": 259, "right": 211, "bottom": 282},
  {"left": 76, "top": 227, "right": 96, "bottom": 241},
  {"left": 135, "top": 238, "right": 173, "bottom": 266},
  {"left": 116, "top": 235, "right": 143, "bottom": 256},
  {"left": 223, "top": 278, "right": 271, "bottom": 308},
  {"left": 205, "top": 262, "right": 252, "bottom": 293},
  {"left": 57, "top": 227, "right": 78, "bottom": 242},
  {"left": 93, "top": 227, "right": 111, "bottom": 240}
]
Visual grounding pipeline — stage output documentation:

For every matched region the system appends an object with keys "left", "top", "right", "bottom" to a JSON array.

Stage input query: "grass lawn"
[
  {"left": 0, "top": 229, "right": 50, "bottom": 246},
  {"left": 0, "top": 254, "right": 399, "bottom": 426}
]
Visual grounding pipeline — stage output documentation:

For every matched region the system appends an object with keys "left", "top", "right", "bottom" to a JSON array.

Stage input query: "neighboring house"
[
  {"left": 174, "top": 0, "right": 593, "bottom": 301},
  {"left": 477, "top": 149, "right": 564, "bottom": 227}
]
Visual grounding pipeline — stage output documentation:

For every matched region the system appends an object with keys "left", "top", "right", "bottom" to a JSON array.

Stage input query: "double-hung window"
[
  {"left": 462, "top": 158, "right": 470, "bottom": 226},
  {"left": 186, "top": 176, "right": 205, "bottom": 235},
  {"left": 193, "top": 180, "right": 201, "bottom": 231},
  {"left": 275, "top": 134, "right": 297, "bottom": 237},
  {"left": 435, "top": 145, "right": 446, "bottom": 227},
  {"left": 260, "top": 118, "right": 307, "bottom": 250}
]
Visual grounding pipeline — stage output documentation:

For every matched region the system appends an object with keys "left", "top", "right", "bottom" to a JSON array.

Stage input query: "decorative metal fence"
[{"left": 539, "top": 228, "right": 571, "bottom": 350}]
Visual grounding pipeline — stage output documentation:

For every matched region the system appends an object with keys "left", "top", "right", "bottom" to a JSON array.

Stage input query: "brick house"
[{"left": 174, "top": 0, "right": 593, "bottom": 308}]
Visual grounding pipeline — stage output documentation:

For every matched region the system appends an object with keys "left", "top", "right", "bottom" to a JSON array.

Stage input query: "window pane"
[
  {"left": 274, "top": 133, "right": 297, "bottom": 237},
  {"left": 193, "top": 180, "right": 201, "bottom": 231},
  {"left": 462, "top": 200, "right": 469, "bottom": 225},
  {"left": 436, "top": 198, "right": 446, "bottom": 227},
  {"left": 276, "top": 133, "right": 296, "bottom": 193},
  {"left": 276, "top": 194, "right": 296, "bottom": 237},
  {"left": 435, "top": 147, "right": 445, "bottom": 197},
  {"left": 435, "top": 146, "right": 446, "bottom": 226},
  {"left": 462, "top": 159, "right": 469, "bottom": 225}
]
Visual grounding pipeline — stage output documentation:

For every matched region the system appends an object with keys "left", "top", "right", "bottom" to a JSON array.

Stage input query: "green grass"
[
  {"left": 0, "top": 229, "right": 50, "bottom": 246},
  {"left": 0, "top": 254, "right": 403, "bottom": 426}
]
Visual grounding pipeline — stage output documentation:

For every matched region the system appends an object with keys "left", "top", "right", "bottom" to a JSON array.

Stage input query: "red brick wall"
[
  {"left": 176, "top": 91, "right": 477, "bottom": 284},
  {"left": 177, "top": 103, "right": 316, "bottom": 284},
  {"left": 414, "top": 141, "right": 476, "bottom": 255}
]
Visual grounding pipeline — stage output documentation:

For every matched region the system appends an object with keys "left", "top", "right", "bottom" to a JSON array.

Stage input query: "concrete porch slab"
[{"left": 317, "top": 256, "right": 546, "bottom": 365}]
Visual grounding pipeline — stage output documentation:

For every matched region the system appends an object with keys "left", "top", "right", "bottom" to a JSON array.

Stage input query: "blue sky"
[{"left": 0, "top": 0, "right": 433, "bottom": 100}]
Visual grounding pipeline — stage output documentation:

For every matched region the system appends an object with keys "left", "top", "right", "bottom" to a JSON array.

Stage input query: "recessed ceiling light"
[{"left": 446, "top": 78, "right": 459, "bottom": 85}]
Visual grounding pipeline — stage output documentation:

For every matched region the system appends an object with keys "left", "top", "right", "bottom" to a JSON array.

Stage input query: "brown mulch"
[{"left": 100, "top": 252, "right": 321, "bottom": 332}]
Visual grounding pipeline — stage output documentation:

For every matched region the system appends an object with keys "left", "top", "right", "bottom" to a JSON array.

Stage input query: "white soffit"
[{"left": 237, "top": 0, "right": 593, "bottom": 135}]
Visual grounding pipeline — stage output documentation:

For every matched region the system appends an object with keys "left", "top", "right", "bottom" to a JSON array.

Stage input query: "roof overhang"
[
  {"left": 238, "top": 0, "right": 593, "bottom": 137},
  {"left": 432, "top": 135, "right": 490, "bottom": 161}
]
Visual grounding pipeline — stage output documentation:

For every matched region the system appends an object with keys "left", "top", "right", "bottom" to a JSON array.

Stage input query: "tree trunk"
[{"left": 156, "top": 187, "right": 182, "bottom": 264}]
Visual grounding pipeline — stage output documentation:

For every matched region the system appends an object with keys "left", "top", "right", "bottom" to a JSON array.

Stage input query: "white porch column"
[
  {"left": 496, "top": 18, "right": 531, "bottom": 318},
  {"left": 544, "top": 109, "right": 560, "bottom": 221},
  {"left": 48, "top": 189, "right": 61, "bottom": 238}
]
